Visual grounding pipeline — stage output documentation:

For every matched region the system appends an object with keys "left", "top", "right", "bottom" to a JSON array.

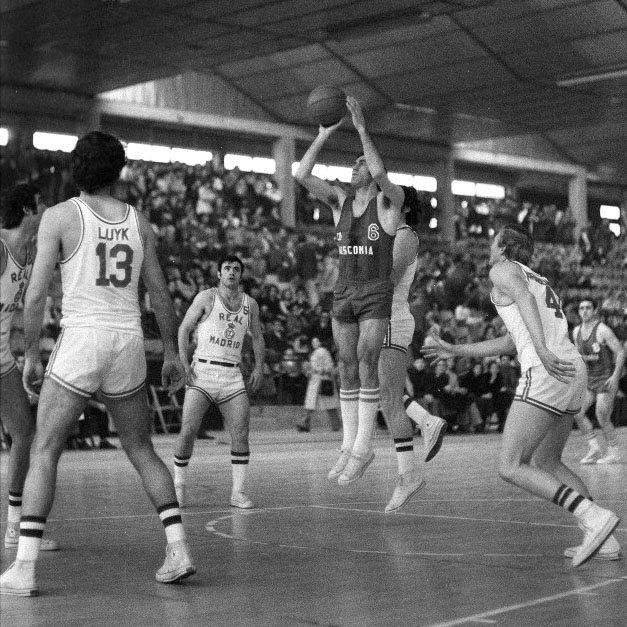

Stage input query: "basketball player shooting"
[{"left": 294, "top": 95, "right": 404, "bottom": 485}]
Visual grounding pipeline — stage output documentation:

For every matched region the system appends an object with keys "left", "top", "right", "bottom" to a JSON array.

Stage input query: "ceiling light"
[{"left": 556, "top": 66, "right": 627, "bottom": 87}]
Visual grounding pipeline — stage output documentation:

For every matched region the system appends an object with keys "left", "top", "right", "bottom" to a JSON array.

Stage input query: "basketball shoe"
[
  {"left": 337, "top": 450, "right": 375, "bottom": 485},
  {"left": 385, "top": 469, "right": 425, "bottom": 513},
  {"left": 0, "top": 560, "right": 38, "bottom": 596},
  {"left": 230, "top": 492, "right": 254, "bottom": 509},
  {"left": 564, "top": 523, "right": 621, "bottom": 560},
  {"left": 422, "top": 416, "right": 447, "bottom": 462},
  {"left": 155, "top": 540, "right": 196, "bottom": 583},
  {"left": 327, "top": 449, "right": 350, "bottom": 481},
  {"left": 4, "top": 524, "right": 59, "bottom": 551},
  {"left": 572, "top": 504, "right": 620, "bottom": 567}
]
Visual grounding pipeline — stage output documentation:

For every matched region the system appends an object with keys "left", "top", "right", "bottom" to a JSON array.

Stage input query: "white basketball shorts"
[
  {"left": 382, "top": 311, "right": 415, "bottom": 353},
  {"left": 186, "top": 358, "right": 247, "bottom": 406},
  {"left": 514, "top": 357, "right": 587, "bottom": 417},
  {"left": 46, "top": 326, "right": 146, "bottom": 398}
]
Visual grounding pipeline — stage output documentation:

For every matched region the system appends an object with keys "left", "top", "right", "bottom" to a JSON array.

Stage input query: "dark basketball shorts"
[
  {"left": 332, "top": 280, "right": 393, "bottom": 323},
  {"left": 587, "top": 373, "right": 613, "bottom": 394}
]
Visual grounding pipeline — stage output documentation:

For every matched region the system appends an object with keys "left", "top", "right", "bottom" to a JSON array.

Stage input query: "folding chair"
[{"left": 148, "top": 385, "right": 182, "bottom": 434}]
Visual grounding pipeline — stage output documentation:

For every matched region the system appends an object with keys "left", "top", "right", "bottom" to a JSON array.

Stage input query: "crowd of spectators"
[{"left": 2, "top": 147, "right": 625, "bottom": 436}]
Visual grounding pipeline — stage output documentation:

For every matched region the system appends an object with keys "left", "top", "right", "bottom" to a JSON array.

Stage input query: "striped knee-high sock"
[
  {"left": 157, "top": 502, "right": 185, "bottom": 543},
  {"left": 352, "top": 387, "right": 380, "bottom": 456},
  {"left": 16, "top": 515, "right": 46, "bottom": 561},
  {"left": 393, "top": 437, "right": 415, "bottom": 475},
  {"left": 231, "top": 450, "right": 250, "bottom": 493},
  {"left": 7, "top": 491, "right": 22, "bottom": 523},
  {"left": 339, "top": 388, "right": 359, "bottom": 452},
  {"left": 173, "top": 455, "right": 190, "bottom": 485},
  {"left": 552, "top": 484, "right": 592, "bottom": 519}
]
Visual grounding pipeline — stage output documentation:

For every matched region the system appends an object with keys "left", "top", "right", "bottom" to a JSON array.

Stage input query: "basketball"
[{"left": 306, "top": 86, "right": 346, "bottom": 127}]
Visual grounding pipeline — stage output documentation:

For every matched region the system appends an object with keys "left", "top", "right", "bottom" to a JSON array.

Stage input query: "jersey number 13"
[{"left": 95, "top": 242, "right": 133, "bottom": 288}]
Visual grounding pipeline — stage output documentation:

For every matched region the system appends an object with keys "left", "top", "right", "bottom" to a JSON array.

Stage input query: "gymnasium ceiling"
[{"left": 2, "top": 0, "right": 627, "bottom": 183}]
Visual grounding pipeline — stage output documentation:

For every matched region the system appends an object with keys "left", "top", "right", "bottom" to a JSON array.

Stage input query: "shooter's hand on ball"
[
  {"left": 318, "top": 116, "right": 344, "bottom": 137},
  {"left": 346, "top": 96, "right": 366, "bottom": 132}
]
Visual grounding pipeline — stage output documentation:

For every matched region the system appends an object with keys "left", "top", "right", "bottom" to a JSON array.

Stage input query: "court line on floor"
[
  {"left": 311, "top": 504, "right": 627, "bottom": 532},
  {"left": 0, "top": 504, "right": 624, "bottom": 534},
  {"left": 427, "top": 577, "right": 627, "bottom": 627}
]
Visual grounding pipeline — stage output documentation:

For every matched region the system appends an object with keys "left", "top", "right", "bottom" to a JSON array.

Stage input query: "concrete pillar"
[
  {"left": 75, "top": 101, "right": 102, "bottom": 136},
  {"left": 434, "top": 154, "right": 455, "bottom": 243},
  {"left": 568, "top": 171, "right": 587, "bottom": 239},
  {"left": 272, "top": 136, "right": 296, "bottom": 228}
]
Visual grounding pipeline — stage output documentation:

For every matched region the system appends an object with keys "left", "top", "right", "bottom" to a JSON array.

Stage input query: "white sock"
[
  {"left": 231, "top": 451, "right": 249, "bottom": 493},
  {"left": 339, "top": 389, "right": 359, "bottom": 451},
  {"left": 173, "top": 456, "right": 190, "bottom": 485},
  {"left": 157, "top": 503, "right": 185, "bottom": 543},
  {"left": 8, "top": 491, "right": 22, "bottom": 523},
  {"left": 352, "top": 388, "right": 379, "bottom": 456},
  {"left": 403, "top": 395, "right": 431, "bottom": 432},
  {"left": 16, "top": 516, "right": 46, "bottom": 561},
  {"left": 394, "top": 438, "right": 416, "bottom": 475}
]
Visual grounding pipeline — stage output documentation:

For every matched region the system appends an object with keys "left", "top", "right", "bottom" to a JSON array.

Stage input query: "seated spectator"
[{"left": 275, "top": 348, "right": 308, "bottom": 405}]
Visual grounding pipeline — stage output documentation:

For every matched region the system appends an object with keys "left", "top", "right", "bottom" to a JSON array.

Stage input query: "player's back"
[
  {"left": 59, "top": 197, "right": 144, "bottom": 336},
  {"left": 494, "top": 261, "right": 578, "bottom": 371}
]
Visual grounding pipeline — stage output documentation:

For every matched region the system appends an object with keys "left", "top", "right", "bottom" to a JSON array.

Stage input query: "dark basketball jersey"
[
  {"left": 576, "top": 322, "right": 614, "bottom": 380},
  {"left": 336, "top": 195, "right": 395, "bottom": 284}
]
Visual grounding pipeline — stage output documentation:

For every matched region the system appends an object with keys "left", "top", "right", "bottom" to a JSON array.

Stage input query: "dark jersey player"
[
  {"left": 295, "top": 96, "right": 404, "bottom": 484},
  {"left": 572, "top": 298, "right": 624, "bottom": 464}
]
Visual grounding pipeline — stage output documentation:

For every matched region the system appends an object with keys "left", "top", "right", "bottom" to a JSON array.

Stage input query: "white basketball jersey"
[
  {"left": 492, "top": 261, "right": 577, "bottom": 371},
  {"left": 195, "top": 291, "right": 250, "bottom": 364},
  {"left": 391, "top": 226, "right": 418, "bottom": 318},
  {"left": 59, "top": 198, "right": 144, "bottom": 336},
  {"left": 0, "top": 238, "right": 33, "bottom": 352}
]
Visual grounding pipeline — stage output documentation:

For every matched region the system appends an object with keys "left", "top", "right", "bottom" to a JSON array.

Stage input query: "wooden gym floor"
[{"left": 1, "top": 424, "right": 625, "bottom": 626}]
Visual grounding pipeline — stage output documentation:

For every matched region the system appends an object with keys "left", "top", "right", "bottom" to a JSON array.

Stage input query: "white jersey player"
[
  {"left": 1, "top": 132, "right": 193, "bottom": 598},
  {"left": 423, "top": 225, "right": 619, "bottom": 567},
  {"left": 377, "top": 187, "right": 447, "bottom": 513},
  {"left": 0, "top": 184, "right": 59, "bottom": 554},
  {"left": 174, "top": 255, "right": 265, "bottom": 509}
]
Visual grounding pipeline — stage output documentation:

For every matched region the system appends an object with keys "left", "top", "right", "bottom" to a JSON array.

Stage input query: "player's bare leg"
[
  {"left": 173, "top": 388, "right": 211, "bottom": 506},
  {"left": 336, "top": 318, "right": 388, "bottom": 484},
  {"left": 106, "top": 386, "right": 195, "bottom": 583},
  {"left": 499, "top": 401, "right": 619, "bottom": 566},
  {"left": 328, "top": 319, "right": 359, "bottom": 480},
  {"left": 595, "top": 392, "right": 620, "bottom": 464},
  {"left": 1, "top": 379, "right": 85, "bottom": 596},
  {"left": 574, "top": 390, "right": 601, "bottom": 463},
  {"left": 533, "top": 414, "right": 621, "bottom": 560},
  {"left": 379, "top": 349, "right": 424, "bottom": 512},
  {"left": 220, "top": 392, "right": 253, "bottom": 509}
]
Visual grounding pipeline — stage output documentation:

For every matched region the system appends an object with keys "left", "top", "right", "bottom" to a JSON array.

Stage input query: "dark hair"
[
  {"left": 579, "top": 297, "right": 597, "bottom": 310},
  {"left": 400, "top": 185, "right": 422, "bottom": 224},
  {"left": 218, "top": 254, "right": 244, "bottom": 274},
  {"left": 0, "top": 183, "right": 40, "bottom": 229},
  {"left": 498, "top": 225, "right": 534, "bottom": 265},
  {"left": 71, "top": 131, "right": 126, "bottom": 193}
]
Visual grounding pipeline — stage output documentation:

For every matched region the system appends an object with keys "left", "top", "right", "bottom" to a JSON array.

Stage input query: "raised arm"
[
  {"left": 346, "top": 96, "right": 404, "bottom": 210},
  {"left": 138, "top": 213, "right": 185, "bottom": 392},
  {"left": 294, "top": 122, "right": 346, "bottom": 219},
  {"left": 247, "top": 298, "right": 266, "bottom": 392},
  {"left": 490, "top": 261, "right": 575, "bottom": 383},
  {"left": 598, "top": 322, "right": 626, "bottom": 395},
  {"left": 22, "top": 207, "right": 63, "bottom": 394}
]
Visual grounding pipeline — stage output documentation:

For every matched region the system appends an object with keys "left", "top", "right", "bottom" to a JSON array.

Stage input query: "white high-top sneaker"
[
  {"left": 155, "top": 540, "right": 196, "bottom": 583},
  {"left": 385, "top": 468, "right": 425, "bottom": 513},
  {"left": 0, "top": 560, "right": 38, "bottom": 596}
]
